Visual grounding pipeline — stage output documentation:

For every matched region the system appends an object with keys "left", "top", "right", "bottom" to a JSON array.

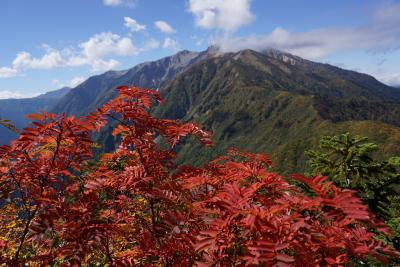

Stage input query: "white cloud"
[
  {"left": 52, "top": 76, "right": 86, "bottom": 88},
  {"left": 195, "top": 39, "right": 204, "bottom": 46},
  {"left": 69, "top": 76, "right": 86, "bottom": 87},
  {"left": 0, "top": 49, "right": 65, "bottom": 78},
  {"left": 65, "top": 32, "right": 137, "bottom": 72},
  {"left": 190, "top": 35, "right": 205, "bottom": 46},
  {"left": 0, "top": 90, "right": 39, "bottom": 99},
  {"left": 154, "top": 20, "right": 176, "bottom": 34},
  {"left": 1, "top": 11, "right": 163, "bottom": 76},
  {"left": 103, "top": 0, "right": 136, "bottom": 8},
  {"left": 2, "top": 2, "right": 174, "bottom": 80},
  {"left": 12, "top": 51, "right": 64, "bottom": 70},
  {"left": 51, "top": 79, "right": 64, "bottom": 88},
  {"left": 103, "top": 0, "right": 121, "bottom": 6},
  {"left": 124, "top": 17, "right": 146, "bottom": 32},
  {"left": 0, "top": 67, "right": 17, "bottom": 78},
  {"left": 65, "top": 55, "right": 88, "bottom": 67},
  {"left": 188, "top": 0, "right": 254, "bottom": 33},
  {"left": 79, "top": 32, "right": 138, "bottom": 60},
  {"left": 141, "top": 38, "right": 160, "bottom": 51},
  {"left": 376, "top": 73, "right": 400, "bottom": 87},
  {"left": 91, "top": 59, "right": 120, "bottom": 72},
  {"left": 1, "top": 32, "right": 135, "bottom": 74},
  {"left": 162, "top": 37, "right": 180, "bottom": 51},
  {"left": 212, "top": 3, "right": 400, "bottom": 60},
  {"left": 67, "top": 57, "right": 120, "bottom": 72}
]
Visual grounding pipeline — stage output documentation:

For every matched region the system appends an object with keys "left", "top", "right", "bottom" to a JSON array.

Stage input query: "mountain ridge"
[
  {"left": 1, "top": 47, "right": 399, "bottom": 174},
  {"left": 51, "top": 46, "right": 219, "bottom": 116},
  {"left": 0, "top": 87, "right": 72, "bottom": 144},
  {"left": 152, "top": 48, "right": 400, "bottom": 172}
]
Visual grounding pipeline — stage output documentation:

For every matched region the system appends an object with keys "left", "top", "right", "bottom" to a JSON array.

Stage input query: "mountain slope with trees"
[
  {"left": 1, "top": 48, "right": 399, "bottom": 174},
  {"left": 154, "top": 49, "right": 400, "bottom": 172},
  {"left": 51, "top": 47, "right": 218, "bottom": 116}
]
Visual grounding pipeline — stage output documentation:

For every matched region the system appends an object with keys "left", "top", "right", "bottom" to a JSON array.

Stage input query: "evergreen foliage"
[{"left": 306, "top": 133, "right": 400, "bottom": 253}]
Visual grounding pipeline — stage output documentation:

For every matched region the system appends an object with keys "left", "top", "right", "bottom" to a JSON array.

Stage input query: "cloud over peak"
[
  {"left": 212, "top": 3, "right": 400, "bottom": 60},
  {"left": 162, "top": 37, "right": 180, "bottom": 51},
  {"left": 377, "top": 72, "right": 400, "bottom": 87}
]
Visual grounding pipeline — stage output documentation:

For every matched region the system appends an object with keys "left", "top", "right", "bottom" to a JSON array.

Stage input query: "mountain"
[
  {"left": 36, "top": 86, "right": 71, "bottom": 99},
  {"left": 2, "top": 47, "right": 400, "bottom": 173},
  {"left": 0, "top": 87, "right": 71, "bottom": 144},
  {"left": 153, "top": 49, "right": 400, "bottom": 172},
  {"left": 51, "top": 47, "right": 218, "bottom": 116},
  {"left": 0, "top": 47, "right": 218, "bottom": 145}
]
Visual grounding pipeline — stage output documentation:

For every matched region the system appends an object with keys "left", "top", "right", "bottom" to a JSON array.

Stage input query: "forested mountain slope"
[
  {"left": 154, "top": 49, "right": 400, "bottom": 172},
  {"left": 2, "top": 48, "right": 399, "bottom": 173}
]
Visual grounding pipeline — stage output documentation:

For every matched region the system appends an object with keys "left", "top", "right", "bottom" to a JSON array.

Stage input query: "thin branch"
[{"left": 14, "top": 204, "right": 39, "bottom": 261}]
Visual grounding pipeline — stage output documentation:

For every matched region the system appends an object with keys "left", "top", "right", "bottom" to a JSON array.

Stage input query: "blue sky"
[{"left": 1, "top": 0, "right": 400, "bottom": 98}]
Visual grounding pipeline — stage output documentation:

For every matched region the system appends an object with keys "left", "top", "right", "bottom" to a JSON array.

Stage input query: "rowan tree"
[{"left": 180, "top": 149, "right": 398, "bottom": 266}]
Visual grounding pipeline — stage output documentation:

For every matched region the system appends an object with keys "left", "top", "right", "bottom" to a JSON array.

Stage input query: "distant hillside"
[
  {"left": 0, "top": 87, "right": 71, "bottom": 144},
  {"left": 153, "top": 49, "right": 400, "bottom": 172},
  {"left": 36, "top": 87, "right": 71, "bottom": 99}
]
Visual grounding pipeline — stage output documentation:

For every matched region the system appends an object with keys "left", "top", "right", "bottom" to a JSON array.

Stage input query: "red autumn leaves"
[{"left": 0, "top": 86, "right": 398, "bottom": 266}]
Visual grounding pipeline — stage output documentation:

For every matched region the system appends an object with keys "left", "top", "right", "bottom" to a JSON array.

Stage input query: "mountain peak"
[
  {"left": 176, "top": 49, "right": 192, "bottom": 55},
  {"left": 103, "top": 70, "right": 129, "bottom": 79},
  {"left": 262, "top": 48, "right": 304, "bottom": 65},
  {"left": 205, "top": 45, "right": 221, "bottom": 54}
]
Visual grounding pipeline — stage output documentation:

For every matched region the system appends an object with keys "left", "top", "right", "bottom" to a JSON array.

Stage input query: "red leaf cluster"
[{"left": 0, "top": 86, "right": 397, "bottom": 266}]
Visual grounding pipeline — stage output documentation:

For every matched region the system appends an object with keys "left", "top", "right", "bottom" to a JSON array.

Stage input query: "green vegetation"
[
  {"left": 153, "top": 50, "right": 400, "bottom": 174},
  {"left": 306, "top": 133, "right": 400, "bottom": 255}
]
